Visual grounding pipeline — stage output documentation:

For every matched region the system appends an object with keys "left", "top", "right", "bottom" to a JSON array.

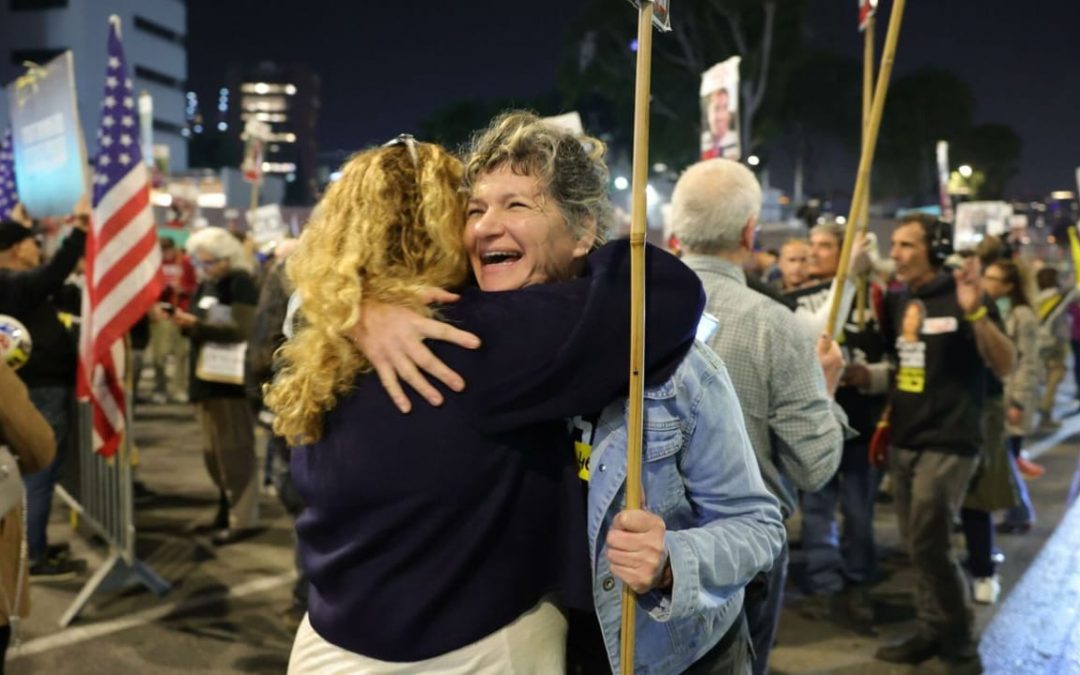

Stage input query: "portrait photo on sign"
[{"left": 699, "top": 56, "right": 741, "bottom": 161}]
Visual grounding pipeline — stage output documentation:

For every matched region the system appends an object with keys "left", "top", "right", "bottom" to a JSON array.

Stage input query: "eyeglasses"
[
  {"left": 982, "top": 274, "right": 1008, "bottom": 283},
  {"left": 192, "top": 256, "right": 220, "bottom": 268}
]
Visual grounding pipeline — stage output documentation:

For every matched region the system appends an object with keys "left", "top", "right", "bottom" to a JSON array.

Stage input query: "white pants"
[{"left": 288, "top": 597, "right": 566, "bottom": 675}]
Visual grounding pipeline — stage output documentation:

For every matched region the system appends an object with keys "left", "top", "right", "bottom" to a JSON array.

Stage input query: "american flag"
[
  {"left": 0, "top": 128, "right": 17, "bottom": 220},
  {"left": 78, "top": 17, "right": 163, "bottom": 457}
]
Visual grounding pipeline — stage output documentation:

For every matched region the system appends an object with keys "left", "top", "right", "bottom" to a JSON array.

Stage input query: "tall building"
[
  {"left": 0, "top": 0, "right": 187, "bottom": 171},
  {"left": 226, "top": 62, "right": 320, "bottom": 205}
]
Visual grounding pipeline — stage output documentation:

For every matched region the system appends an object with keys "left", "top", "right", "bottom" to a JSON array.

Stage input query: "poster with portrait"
[
  {"left": 895, "top": 299, "right": 927, "bottom": 393},
  {"left": 954, "top": 201, "right": 1013, "bottom": 251},
  {"left": 5, "top": 52, "right": 88, "bottom": 217},
  {"left": 700, "top": 57, "right": 741, "bottom": 161},
  {"left": 241, "top": 118, "right": 271, "bottom": 185}
]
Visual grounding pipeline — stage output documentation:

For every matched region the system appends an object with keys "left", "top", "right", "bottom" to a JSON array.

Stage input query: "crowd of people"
[{"left": 0, "top": 109, "right": 1077, "bottom": 674}]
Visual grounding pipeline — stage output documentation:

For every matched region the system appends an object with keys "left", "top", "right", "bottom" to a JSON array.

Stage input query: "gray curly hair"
[{"left": 463, "top": 110, "right": 613, "bottom": 243}]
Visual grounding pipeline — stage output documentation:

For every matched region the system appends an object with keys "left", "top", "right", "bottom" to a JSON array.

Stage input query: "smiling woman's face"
[{"left": 464, "top": 165, "right": 591, "bottom": 292}]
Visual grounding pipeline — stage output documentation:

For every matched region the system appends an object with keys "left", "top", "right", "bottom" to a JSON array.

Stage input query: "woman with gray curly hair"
[
  {"left": 172, "top": 226, "right": 260, "bottom": 545},
  {"left": 351, "top": 113, "right": 783, "bottom": 674}
]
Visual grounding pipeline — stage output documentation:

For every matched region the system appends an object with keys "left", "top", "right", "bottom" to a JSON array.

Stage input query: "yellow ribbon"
[
  {"left": 1067, "top": 226, "right": 1080, "bottom": 291},
  {"left": 13, "top": 61, "right": 49, "bottom": 108}
]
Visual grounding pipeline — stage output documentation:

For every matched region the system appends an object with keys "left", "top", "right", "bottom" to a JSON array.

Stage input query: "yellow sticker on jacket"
[
  {"left": 571, "top": 416, "right": 597, "bottom": 482},
  {"left": 575, "top": 441, "right": 592, "bottom": 481}
]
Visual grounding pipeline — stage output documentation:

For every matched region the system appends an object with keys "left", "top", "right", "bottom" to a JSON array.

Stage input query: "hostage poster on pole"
[
  {"left": 700, "top": 56, "right": 741, "bottom": 161},
  {"left": 5, "top": 52, "right": 89, "bottom": 217},
  {"left": 241, "top": 118, "right": 271, "bottom": 184},
  {"left": 625, "top": 0, "right": 672, "bottom": 32},
  {"left": 936, "top": 141, "right": 953, "bottom": 222}
]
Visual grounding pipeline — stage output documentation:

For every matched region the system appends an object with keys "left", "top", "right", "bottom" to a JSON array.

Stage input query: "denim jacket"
[{"left": 587, "top": 342, "right": 785, "bottom": 674}]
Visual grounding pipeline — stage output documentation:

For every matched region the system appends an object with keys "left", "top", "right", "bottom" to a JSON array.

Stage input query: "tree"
[
  {"left": 419, "top": 96, "right": 548, "bottom": 152},
  {"left": 875, "top": 68, "right": 976, "bottom": 201},
  {"left": 953, "top": 124, "right": 1022, "bottom": 200},
  {"left": 558, "top": 0, "right": 806, "bottom": 169},
  {"left": 763, "top": 49, "right": 861, "bottom": 201}
]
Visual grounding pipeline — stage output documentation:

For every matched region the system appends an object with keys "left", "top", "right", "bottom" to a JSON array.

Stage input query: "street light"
[
  {"left": 747, "top": 155, "right": 761, "bottom": 167},
  {"left": 614, "top": 176, "right": 630, "bottom": 191},
  {"left": 958, "top": 164, "right": 973, "bottom": 178}
]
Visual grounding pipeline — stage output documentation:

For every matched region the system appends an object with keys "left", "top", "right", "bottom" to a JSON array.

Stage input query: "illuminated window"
[
  {"left": 261, "top": 162, "right": 297, "bottom": 173},
  {"left": 240, "top": 83, "right": 296, "bottom": 95},
  {"left": 241, "top": 96, "right": 287, "bottom": 112}
]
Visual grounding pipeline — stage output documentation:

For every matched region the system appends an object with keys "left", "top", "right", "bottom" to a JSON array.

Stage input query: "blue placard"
[{"left": 5, "top": 52, "right": 88, "bottom": 218}]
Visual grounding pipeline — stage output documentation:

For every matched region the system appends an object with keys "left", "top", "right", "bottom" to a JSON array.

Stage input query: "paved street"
[{"left": 6, "top": 383, "right": 1080, "bottom": 674}]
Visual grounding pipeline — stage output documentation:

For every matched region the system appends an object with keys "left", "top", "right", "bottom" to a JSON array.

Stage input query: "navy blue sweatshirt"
[{"left": 291, "top": 241, "right": 704, "bottom": 661}]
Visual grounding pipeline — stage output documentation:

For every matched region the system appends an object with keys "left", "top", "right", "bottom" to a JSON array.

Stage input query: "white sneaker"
[{"left": 973, "top": 575, "right": 1001, "bottom": 605}]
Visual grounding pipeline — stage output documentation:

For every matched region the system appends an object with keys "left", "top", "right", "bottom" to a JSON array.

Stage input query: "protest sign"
[
  {"left": 5, "top": 52, "right": 88, "bottom": 217},
  {"left": 700, "top": 57, "right": 741, "bottom": 161}
]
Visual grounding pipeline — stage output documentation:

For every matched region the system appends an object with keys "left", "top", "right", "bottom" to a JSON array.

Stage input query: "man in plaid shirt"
[{"left": 670, "top": 158, "right": 847, "bottom": 675}]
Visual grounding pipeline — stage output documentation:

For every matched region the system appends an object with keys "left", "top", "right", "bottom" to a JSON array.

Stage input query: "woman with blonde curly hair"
[{"left": 273, "top": 135, "right": 706, "bottom": 673}]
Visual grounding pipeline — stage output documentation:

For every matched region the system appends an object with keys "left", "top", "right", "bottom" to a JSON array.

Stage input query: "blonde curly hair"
[
  {"left": 464, "top": 110, "right": 613, "bottom": 242},
  {"left": 266, "top": 141, "right": 470, "bottom": 443}
]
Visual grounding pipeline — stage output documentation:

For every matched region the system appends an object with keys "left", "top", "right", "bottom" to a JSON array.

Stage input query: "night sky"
[{"left": 187, "top": 0, "right": 1080, "bottom": 198}]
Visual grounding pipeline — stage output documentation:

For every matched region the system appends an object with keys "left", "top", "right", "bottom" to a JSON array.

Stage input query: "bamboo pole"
[
  {"left": 856, "top": 12, "right": 875, "bottom": 329},
  {"left": 620, "top": 2, "right": 654, "bottom": 673},
  {"left": 826, "top": 0, "right": 907, "bottom": 337}
]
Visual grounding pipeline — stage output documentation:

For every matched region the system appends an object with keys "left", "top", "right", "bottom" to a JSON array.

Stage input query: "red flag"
[
  {"left": 77, "top": 17, "right": 163, "bottom": 457},
  {"left": 858, "top": 0, "right": 877, "bottom": 31}
]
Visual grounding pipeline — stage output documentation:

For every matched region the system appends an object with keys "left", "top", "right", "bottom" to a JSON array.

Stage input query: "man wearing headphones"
[{"left": 873, "top": 214, "right": 1014, "bottom": 672}]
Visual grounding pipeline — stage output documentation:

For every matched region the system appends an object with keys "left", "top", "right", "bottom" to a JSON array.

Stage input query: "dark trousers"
[
  {"left": 1003, "top": 435, "right": 1036, "bottom": 526},
  {"left": 566, "top": 609, "right": 751, "bottom": 675},
  {"left": 267, "top": 433, "right": 308, "bottom": 609},
  {"left": 960, "top": 507, "right": 995, "bottom": 578},
  {"left": 684, "top": 613, "right": 752, "bottom": 675},
  {"left": 1072, "top": 340, "right": 1080, "bottom": 398},
  {"left": 745, "top": 539, "right": 788, "bottom": 675},
  {"left": 801, "top": 442, "right": 878, "bottom": 593},
  {"left": 0, "top": 623, "right": 9, "bottom": 674},
  {"left": 24, "top": 386, "right": 71, "bottom": 562},
  {"left": 890, "top": 447, "right": 978, "bottom": 645}
]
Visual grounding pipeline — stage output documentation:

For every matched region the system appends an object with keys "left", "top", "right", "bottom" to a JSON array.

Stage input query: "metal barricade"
[{"left": 54, "top": 395, "right": 170, "bottom": 626}]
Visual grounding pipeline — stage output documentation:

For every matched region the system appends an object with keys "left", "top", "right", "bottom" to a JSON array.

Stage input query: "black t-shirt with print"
[
  {"left": 881, "top": 271, "right": 1000, "bottom": 456},
  {"left": 565, "top": 413, "right": 610, "bottom": 672}
]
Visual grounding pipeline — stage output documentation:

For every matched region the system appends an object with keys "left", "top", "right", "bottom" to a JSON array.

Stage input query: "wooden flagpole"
[
  {"left": 826, "top": 0, "right": 907, "bottom": 337},
  {"left": 855, "top": 10, "right": 875, "bottom": 329},
  {"left": 621, "top": 1, "right": 655, "bottom": 672}
]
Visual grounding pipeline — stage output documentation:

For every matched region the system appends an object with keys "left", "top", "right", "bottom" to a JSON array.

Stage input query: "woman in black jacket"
[{"left": 173, "top": 227, "right": 259, "bottom": 545}]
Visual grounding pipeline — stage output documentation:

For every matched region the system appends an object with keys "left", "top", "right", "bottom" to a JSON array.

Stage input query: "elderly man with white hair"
[
  {"left": 172, "top": 226, "right": 260, "bottom": 546},
  {"left": 670, "top": 158, "right": 848, "bottom": 675}
]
